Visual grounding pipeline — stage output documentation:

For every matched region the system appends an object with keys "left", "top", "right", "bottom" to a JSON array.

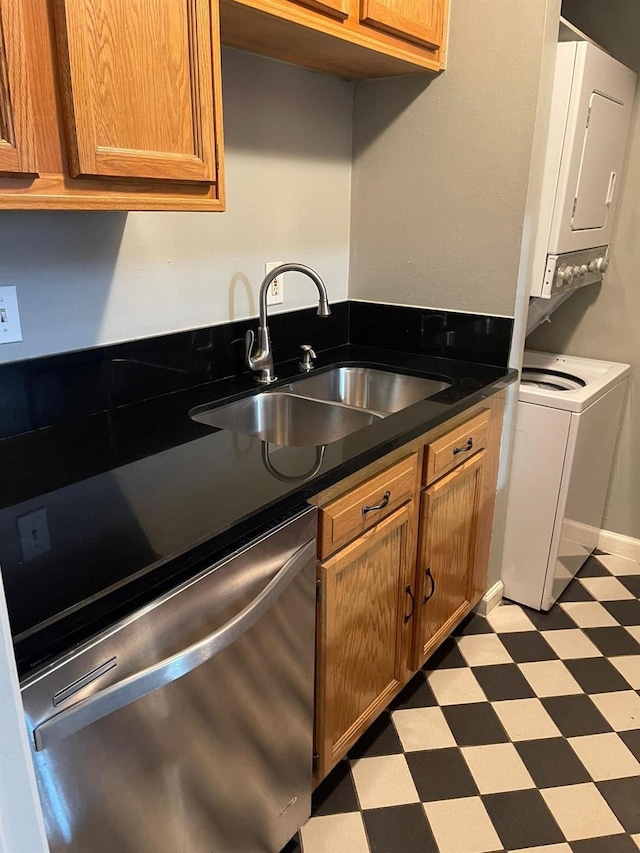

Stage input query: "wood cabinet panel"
[
  {"left": 54, "top": 0, "right": 217, "bottom": 182},
  {"left": 0, "top": 0, "right": 37, "bottom": 175},
  {"left": 424, "top": 408, "right": 490, "bottom": 486},
  {"left": 315, "top": 504, "right": 415, "bottom": 778},
  {"left": 295, "top": 0, "right": 348, "bottom": 20},
  {"left": 360, "top": 0, "right": 445, "bottom": 49},
  {"left": 413, "top": 451, "right": 485, "bottom": 669}
]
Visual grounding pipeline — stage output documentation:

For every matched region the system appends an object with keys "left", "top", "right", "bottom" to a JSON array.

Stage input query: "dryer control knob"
[
  {"left": 588, "top": 259, "right": 598, "bottom": 273},
  {"left": 558, "top": 265, "right": 575, "bottom": 285},
  {"left": 597, "top": 256, "right": 610, "bottom": 273},
  {"left": 579, "top": 264, "right": 588, "bottom": 276}
]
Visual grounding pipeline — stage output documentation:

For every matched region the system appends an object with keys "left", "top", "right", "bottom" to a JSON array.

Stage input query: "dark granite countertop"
[{"left": 1, "top": 342, "right": 517, "bottom": 676}]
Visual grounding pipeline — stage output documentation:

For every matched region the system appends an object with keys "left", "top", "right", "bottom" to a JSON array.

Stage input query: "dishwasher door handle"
[{"left": 33, "top": 539, "right": 316, "bottom": 752}]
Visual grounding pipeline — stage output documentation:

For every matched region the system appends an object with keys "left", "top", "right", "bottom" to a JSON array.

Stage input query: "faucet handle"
[
  {"left": 245, "top": 329, "right": 255, "bottom": 365},
  {"left": 299, "top": 344, "right": 316, "bottom": 372}
]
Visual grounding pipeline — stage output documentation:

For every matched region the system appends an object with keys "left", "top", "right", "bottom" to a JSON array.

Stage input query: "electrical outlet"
[
  {"left": 17, "top": 507, "right": 51, "bottom": 562},
  {"left": 0, "top": 286, "right": 22, "bottom": 343},
  {"left": 265, "top": 262, "right": 284, "bottom": 306}
]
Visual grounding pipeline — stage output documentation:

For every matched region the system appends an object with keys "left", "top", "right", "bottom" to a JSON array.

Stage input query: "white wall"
[
  {"left": 349, "top": 0, "right": 554, "bottom": 319},
  {"left": 0, "top": 48, "right": 354, "bottom": 364}
]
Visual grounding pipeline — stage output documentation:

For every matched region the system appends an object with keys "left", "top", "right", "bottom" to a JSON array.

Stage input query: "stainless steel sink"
[
  {"left": 190, "top": 391, "right": 381, "bottom": 446},
  {"left": 284, "top": 366, "right": 451, "bottom": 414}
]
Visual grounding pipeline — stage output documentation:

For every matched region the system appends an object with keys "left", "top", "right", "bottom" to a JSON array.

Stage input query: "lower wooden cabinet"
[
  {"left": 314, "top": 503, "right": 415, "bottom": 779},
  {"left": 312, "top": 392, "right": 505, "bottom": 783},
  {"left": 412, "top": 450, "right": 486, "bottom": 669}
]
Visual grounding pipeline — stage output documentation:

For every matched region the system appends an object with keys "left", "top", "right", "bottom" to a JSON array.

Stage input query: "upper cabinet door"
[
  {"left": 53, "top": 0, "right": 218, "bottom": 183},
  {"left": 294, "top": 0, "right": 349, "bottom": 20},
  {"left": 0, "top": 0, "right": 37, "bottom": 175},
  {"left": 359, "top": 0, "right": 445, "bottom": 49}
]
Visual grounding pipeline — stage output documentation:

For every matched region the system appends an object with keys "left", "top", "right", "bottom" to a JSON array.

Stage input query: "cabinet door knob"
[
  {"left": 403, "top": 585, "right": 415, "bottom": 624},
  {"left": 453, "top": 437, "right": 473, "bottom": 455},
  {"left": 423, "top": 567, "right": 436, "bottom": 603},
  {"left": 362, "top": 490, "right": 391, "bottom": 515}
]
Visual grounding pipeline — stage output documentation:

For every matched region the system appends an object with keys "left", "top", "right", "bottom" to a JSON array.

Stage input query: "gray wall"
[
  {"left": 528, "top": 1, "right": 640, "bottom": 539},
  {"left": 349, "top": 0, "right": 554, "bottom": 318},
  {"left": 0, "top": 48, "right": 354, "bottom": 364}
]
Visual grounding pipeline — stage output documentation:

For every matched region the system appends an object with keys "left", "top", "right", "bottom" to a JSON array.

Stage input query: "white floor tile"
[
  {"left": 541, "top": 783, "right": 624, "bottom": 841},
  {"left": 461, "top": 743, "right": 535, "bottom": 794},
  {"left": 610, "top": 655, "right": 640, "bottom": 689},
  {"left": 596, "top": 553, "right": 640, "bottom": 576},
  {"left": 391, "top": 706, "right": 456, "bottom": 752},
  {"left": 580, "top": 576, "right": 636, "bottom": 600},
  {"left": 518, "top": 661, "right": 583, "bottom": 697},
  {"left": 632, "top": 832, "right": 640, "bottom": 850},
  {"left": 559, "top": 601, "right": 620, "bottom": 628},
  {"left": 568, "top": 732, "right": 640, "bottom": 781},
  {"left": 626, "top": 626, "right": 640, "bottom": 644},
  {"left": 492, "top": 698, "right": 562, "bottom": 741},
  {"left": 540, "top": 629, "right": 601, "bottom": 659},
  {"left": 456, "top": 633, "right": 513, "bottom": 666},
  {"left": 427, "top": 667, "right": 486, "bottom": 706},
  {"left": 515, "top": 846, "right": 572, "bottom": 853},
  {"left": 487, "top": 604, "right": 535, "bottom": 633},
  {"left": 591, "top": 690, "right": 640, "bottom": 732},
  {"left": 423, "top": 796, "right": 502, "bottom": 853},
  {"left": 350, "top": 754, "right": 419, "bottom": 809},
  {"left": 300, "top": 812, "right": 370, "bottom": 853}
]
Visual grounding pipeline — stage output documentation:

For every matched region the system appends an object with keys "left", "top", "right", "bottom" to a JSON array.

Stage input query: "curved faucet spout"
[{"left": 246, "top": 263, "right": 332, "bottom": 384}]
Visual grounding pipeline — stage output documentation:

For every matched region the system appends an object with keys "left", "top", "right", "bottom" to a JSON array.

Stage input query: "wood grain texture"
[
  {"left": 315, "top": 504, "right": 415, "bottom": 778},
  {"left": 0, "top": 0, "right": 37, "bottom": 174},
  {"left": 360, "top": 0, "right": 444, "bottom": 49},
  {"left": 412, "top": 450, "right": 485, "bottom": 669},
  {"left": 219, "top": 0, "right": 446, "bottom": 80},
  {"left": 296, "top": 0, "right": 349, "bottom": 21},
  {"left": 318, "top": 453, "right": 418, "bottom": 558},
  {"left": 424, "top": 408, "right": 491, "bottom": 486}
]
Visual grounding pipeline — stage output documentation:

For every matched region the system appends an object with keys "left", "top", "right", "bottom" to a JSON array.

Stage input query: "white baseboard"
[
  {"left": 597, "top": 529, "right": 640, "bottom": 562},
  {"left": 475, "top": 580, "right": 504, "bottom": 617}
]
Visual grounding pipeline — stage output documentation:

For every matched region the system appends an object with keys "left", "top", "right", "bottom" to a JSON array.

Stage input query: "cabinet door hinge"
[
  {"left": 312, "top": 752, "right": 320, "bottom": 776},
  {"left": 572, "top": 197, "right": 578, "bottom": 218},
  {"left": 316, "top": 579, "right": 322, "bottom": 602},
  {"left": 214, "top": 143, "right": 220, "bottom": 173},
  {"left": 586, "top": 106, "right": 592, "bottom": 128}
]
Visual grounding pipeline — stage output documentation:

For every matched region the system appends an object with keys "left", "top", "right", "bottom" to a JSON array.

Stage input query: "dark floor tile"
[
  {"left": 558, "top": 578, "right": 597, "bottom": 604},
  {"left": 571, "top": 834, "right": 640, "bottom": 852},
  {"left": 279, "top": 835, "right": 301, "bottom": 853},
  {"left": 388, "top": 674, "right": 437, "bottom": 711},
  {"left": 454, "top": 611, "right": 493, "bottom": 636},
  {"left": 482, "top": 789, "right": 564, "bottom": 850},
  {"left": 311, "top": 760, "right": 359, "bottom": 817},
  {"left": 422, "top": 636, "right": 468, "bottom": 670},
  {"left": 527, "top": 602, "right": 585, "bottom": 630},
  {"left": 472, "top": 663, "right": 536, "bottom": 701},
  {"left": 405, "top": 748, "right": 479, "bottom": 802},
  {"left": 542, "top": 695, "right": 614, "bottom": 737},
  {"left": 603, "top": 600, "right": 640, "bottom": 626},
  {"left": 515, "top": 737, "right": 591, "bottom": 788},
  {"left": 349, "top": 712, "right": 403, "bottom": 759},
  {"left": 578, "top": 556, "right": 612, "bottom": 577},
  {"left": 442, "top": 702, "right": 509, "bottom": 746},
  {"left": 598, "top": 777, "right": 640, "bottom": 833},
  {"left": 620, "top": 730, "right": 640, "bottom": 762},
  {"left": 363, "top": 803, "right": 438, "bottom": 853},
  {"left": 565, "top": 657, "right": 634, "bottom": 693},
  {"left": 499, "top": 631, "right": 559, "bottom": 662},
  {"left": 583, "top": 627, "right": 640, "bottom": 657},
  {"left": 620, "top": 576, "right": 640, "bottom": 597}
]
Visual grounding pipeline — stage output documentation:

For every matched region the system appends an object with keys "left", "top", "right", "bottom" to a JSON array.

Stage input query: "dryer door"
[{"left": 549, "top": 42, "right": 636, "bottom": 255}]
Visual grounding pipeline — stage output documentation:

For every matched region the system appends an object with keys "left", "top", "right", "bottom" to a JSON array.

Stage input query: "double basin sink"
[{"left": 190, "top": 367, "right": 451, "bottom": 447}]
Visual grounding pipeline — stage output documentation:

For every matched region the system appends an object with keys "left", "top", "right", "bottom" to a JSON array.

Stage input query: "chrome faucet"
[{"left": 245, "top": 263, "right": 331, "bottom": 384}]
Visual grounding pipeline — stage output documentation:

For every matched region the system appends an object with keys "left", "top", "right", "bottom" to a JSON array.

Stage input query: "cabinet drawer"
[
  {"left": 424, "top": 409, "right": 490, "bottom": 485},
  {"left": 318, "top": 454, "right": 417, "bottom": 558}
]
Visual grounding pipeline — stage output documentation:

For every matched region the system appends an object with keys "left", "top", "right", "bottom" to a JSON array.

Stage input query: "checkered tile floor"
[{"left": 282, "top": 552, "right": 640, "bottom": 853}]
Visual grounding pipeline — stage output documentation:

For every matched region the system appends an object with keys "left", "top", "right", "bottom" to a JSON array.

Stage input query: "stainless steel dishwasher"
[{"left": 21, "top": 507, "right": 317, "bottom": 853}]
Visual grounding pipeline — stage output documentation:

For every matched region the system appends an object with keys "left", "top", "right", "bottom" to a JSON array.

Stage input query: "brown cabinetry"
[
  {"left": 312, "top": 393, "right": 505, "bottom": 782},
  {"left": 219, "top": 0, "right": 449, "bottom": 80},
  {"left": 0, "top": 0, "right": 224, "bottom": 210}
]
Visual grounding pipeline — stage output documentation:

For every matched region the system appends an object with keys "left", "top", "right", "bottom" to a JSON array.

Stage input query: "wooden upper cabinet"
[
  {"left": 0, "top": 0, "right": 37, "bottom": 175},
  {"left": 360, "top": 0, "right": 445, "bottom": 49},
  {"left": 54, "top": 0, "right": 218, "bottom": 183},
  {"left": 294, "top": 0, "right": 348, "bottom": 21}
]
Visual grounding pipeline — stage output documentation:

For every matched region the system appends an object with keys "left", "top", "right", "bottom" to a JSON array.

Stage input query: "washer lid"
[{"left": 520, "top": 367, "right": 587, "bottom": 392}]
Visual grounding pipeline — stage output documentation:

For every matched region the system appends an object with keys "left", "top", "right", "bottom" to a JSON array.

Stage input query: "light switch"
[{"left": 0, "top": 286, "right": 23, "bottom": 343}]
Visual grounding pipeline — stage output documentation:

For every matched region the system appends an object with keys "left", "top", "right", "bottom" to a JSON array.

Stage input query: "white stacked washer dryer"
[{"left": 502, "top": 351, "right": 629, "bottom": 611}]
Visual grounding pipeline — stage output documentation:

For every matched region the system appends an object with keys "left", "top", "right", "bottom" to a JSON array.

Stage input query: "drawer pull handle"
[
  {"left": 362, "top": 490, "right": 391, "bottom": 515},
  {"left": 423, "top": 567, "right": 436, "bottom": 603},
  {"left": 453, "top": 438, "right": 473, "bottom": 456},
  {"left": 403, "top": 585, "right": 415, "bottom": 624}
]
